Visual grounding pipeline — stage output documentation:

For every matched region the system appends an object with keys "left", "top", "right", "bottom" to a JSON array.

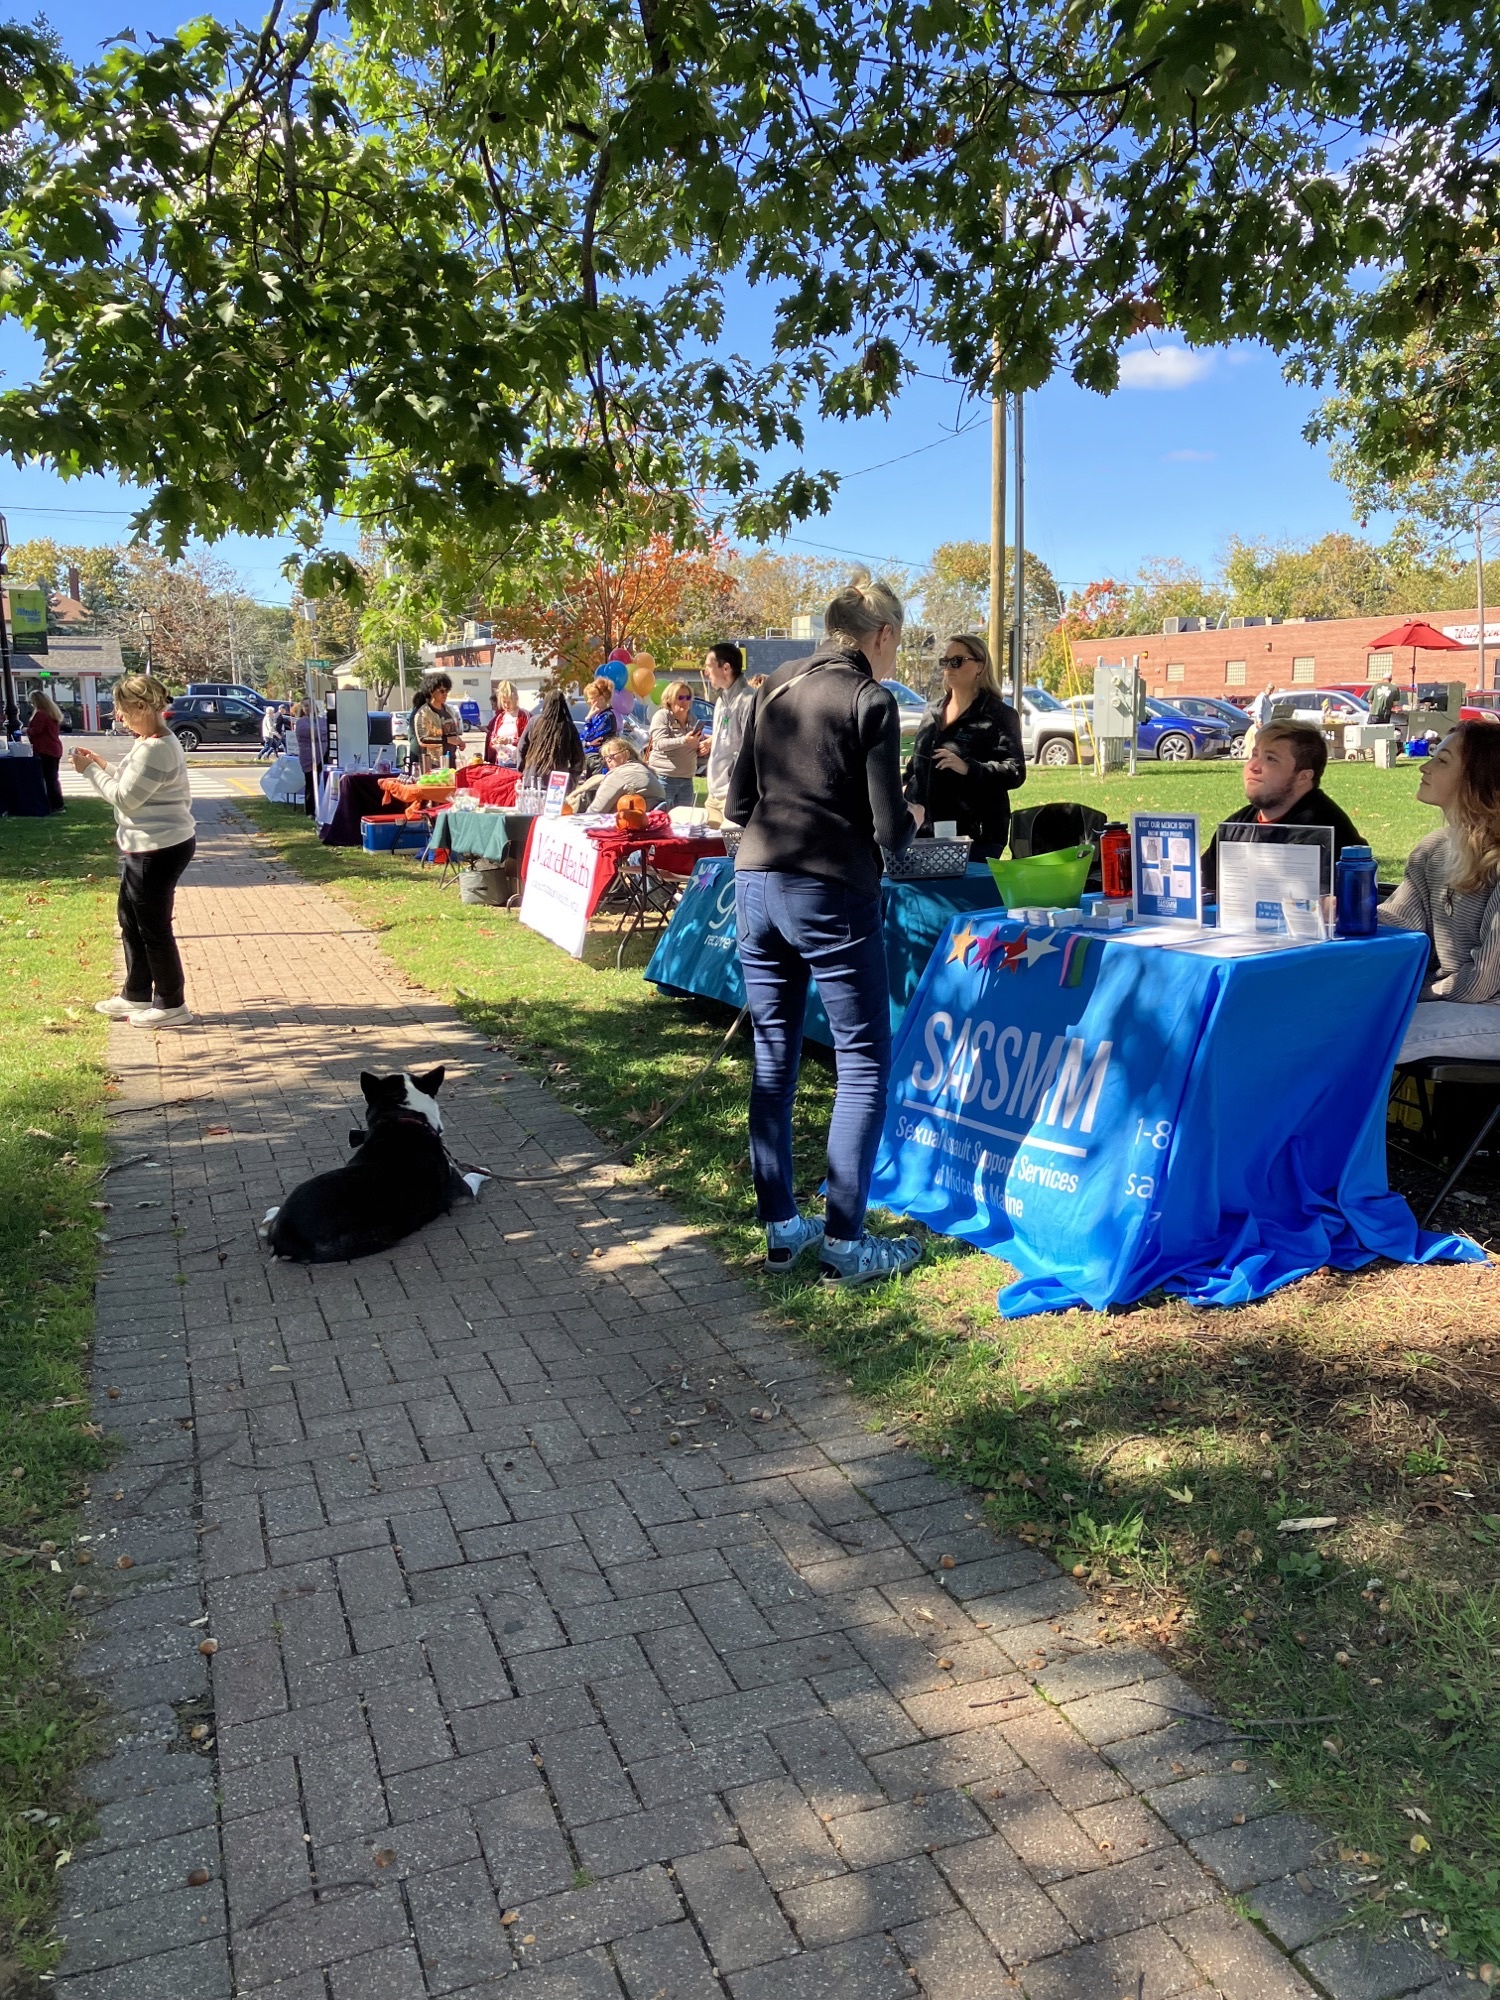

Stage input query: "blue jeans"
[
  {"left": 658, "top": 775, "right": 696, "bottom": 809},
  {"left": 735, "top": 870, "right": 891, "bottom": 1241}
]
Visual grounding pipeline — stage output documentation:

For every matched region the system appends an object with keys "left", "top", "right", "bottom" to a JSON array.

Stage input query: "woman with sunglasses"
[
  {"left": 904, "top": 634, "right": 1026, "bottom": 859},
  {"left": 647, "top": 681, "right": 705, "bottom": 808}
]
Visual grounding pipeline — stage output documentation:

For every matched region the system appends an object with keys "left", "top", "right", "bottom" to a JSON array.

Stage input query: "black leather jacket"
[{"left": 904, "top": 687, "right": 1027, "bottom": 856}]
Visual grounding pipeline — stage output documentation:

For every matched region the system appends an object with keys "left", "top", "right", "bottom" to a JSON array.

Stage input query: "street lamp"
[
  {"left": 136, "top": 609, "right": 154, "bottom": 676},
  {"left": 0, "top": 512, "right": 15, "bottom": 740}
]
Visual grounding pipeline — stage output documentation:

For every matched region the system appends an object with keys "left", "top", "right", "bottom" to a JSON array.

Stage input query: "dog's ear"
[
  {"left": 411, "top": 1066, "right": 445, "bottom": 1098},
  {"left": 361, "top": 1072, "right": 402, "bottom": 1102}
]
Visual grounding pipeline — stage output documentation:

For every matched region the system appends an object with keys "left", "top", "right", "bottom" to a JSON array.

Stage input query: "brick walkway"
[{"left": 57, "top": 802, "right": 1461, "bottom": 2000}]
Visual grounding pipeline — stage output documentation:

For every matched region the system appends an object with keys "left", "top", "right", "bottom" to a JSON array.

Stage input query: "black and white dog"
[{"left": 262, "top": 1067, "right": 484, "bottom": 1263}]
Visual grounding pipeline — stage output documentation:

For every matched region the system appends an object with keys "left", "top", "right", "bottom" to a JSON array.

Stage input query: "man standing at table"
[
  {"left": 1202, "top": 722, "right": 1365, "bottom": 896},
  {"left": 702, "top": 642, "right": 754, "bottom": 826}
]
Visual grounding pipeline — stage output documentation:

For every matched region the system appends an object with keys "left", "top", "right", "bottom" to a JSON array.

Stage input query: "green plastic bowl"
[{"left": 987, "top": 843, "right": 1094, "bottom": 910}]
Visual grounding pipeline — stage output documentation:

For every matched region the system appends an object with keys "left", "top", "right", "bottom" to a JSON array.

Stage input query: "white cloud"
[
  {"left": 1117, "top": 345, "right": 1214, "bottom": 390},
  {"left": 1164, "top": 448, "right": 1216, "bottom": 463}
]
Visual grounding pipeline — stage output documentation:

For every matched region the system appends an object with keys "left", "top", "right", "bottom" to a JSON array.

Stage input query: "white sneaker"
[
  {"left": 95, "top": 997, "right": 142, "bottom": 1019},
  {"left": 128, "top": 1004, "right": 195, "bottom": 1029}
]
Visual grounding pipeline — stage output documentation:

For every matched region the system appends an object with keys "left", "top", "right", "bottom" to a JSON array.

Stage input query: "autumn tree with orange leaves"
[{"left": 500, "top": 533, "right": 736, "bottom": 686}]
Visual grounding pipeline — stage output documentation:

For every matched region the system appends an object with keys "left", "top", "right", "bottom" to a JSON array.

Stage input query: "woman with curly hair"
[
  {"left": 411, "top": 673, "right": 465, "bottom": 774},
  {"left": 1381, "top": 722, "right": 1500, "bottom": 1055}
]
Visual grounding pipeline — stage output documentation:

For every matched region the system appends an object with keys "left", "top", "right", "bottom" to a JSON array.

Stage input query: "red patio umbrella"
[{"left": 1368, "top": 619, "right": 1465, "bottom": 699}]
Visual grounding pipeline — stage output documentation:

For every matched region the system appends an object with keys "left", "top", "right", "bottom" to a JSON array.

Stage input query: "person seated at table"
[
  {"left": 1202, "top": 722, "right": 1364, "bottom": 896},
  {"left": 411, "top": 674, "right": 465, "bottom": 774},
  {"left": 518, "top": 691, "right": 587, "bottom": 792},
  {"left": 1379, "top": 726, "right": 1500, "bottom": 1059},
  {"left": 484, "top": 680, "right": 529, "bottom": 766},
  {"left": 568, "top": 735, "right": 666, "bottom": 815},
  {"left": 579, "top": 677, "right": 619, "bottom": 770},
  {"left": 902, "top": 632, "right": 1025, "bottom": 860}
]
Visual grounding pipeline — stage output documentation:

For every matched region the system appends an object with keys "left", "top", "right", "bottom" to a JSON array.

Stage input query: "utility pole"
[
  {"left": 988, "top": 338, "right": 1006, "bottom": 681},
  {"left": 1011, "top": 393, "right": 1025, "bottom": 711},
  {"left": 0, "top": 514, "right": 15, "bottom": 739}
]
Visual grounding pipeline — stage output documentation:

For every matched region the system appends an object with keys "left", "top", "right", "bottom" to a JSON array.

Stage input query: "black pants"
[
  {"left": 303, "top": 773, "right": 316, "bottom": 816},
  {"left": 118, "top": 838, "right": 196, "bottom": 1009},
  {"left": 38, "top": 754, "right": 63, "bottom": 812}
]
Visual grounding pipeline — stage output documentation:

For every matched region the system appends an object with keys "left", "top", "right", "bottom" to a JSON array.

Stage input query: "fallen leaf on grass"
[{"left": 1278, "top": 1516, "right": 1338, "bottom": 1534}]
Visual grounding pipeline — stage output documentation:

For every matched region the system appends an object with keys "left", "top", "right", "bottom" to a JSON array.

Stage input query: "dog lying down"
[{"left": 262, "top": 1067, "right": 487, "bottom": 1263}]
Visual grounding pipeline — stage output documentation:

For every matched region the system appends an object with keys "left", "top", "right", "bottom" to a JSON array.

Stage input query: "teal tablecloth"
[{"left": 432, "top": 808, "right": 518, "bottom": 864}]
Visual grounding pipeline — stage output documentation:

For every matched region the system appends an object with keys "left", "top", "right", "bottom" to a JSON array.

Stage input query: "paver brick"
[
  {"left": 828, "top": 1790, "right": 988, "bottom": 1869},
  {"left": 729, "top": 1934, "right": 914, "bottom": 2000},
  {"left": 1044, "top": 1844, "right": 1215, "bottom": 1942},
  {"left": 780, "top": 1853, "right": 956, "bottom": 1945},
  {"left": 1169, "top": 1906, "right": 1323, "bottom": 1998},
  {"left": 518, "top": 1863, "right": 683, "bottom": 1965},
  {"left": 935, "top": 1835, "right": 1079, "bottom": 1965},
  {"left": 407, "top": 1859, "right": 512, "bottom": 1994},
  {"left": 1191, "top": 1813, "right": 1330, "bottom": 1892},
  {"left": 573, "top": 1795, "right": 735, "bottom": 1875},
  {"left": 673, "top": 1844, "right": 798, "bottom": 1973},
  {"left": 614, "top": 1919, "right": 724, "bottom": 2000},
  {"left": 538, "top": 1721, "right": 637, "bottom": 1824},
  {"left": 729, "top": 1775, "right": 844, "bottom": 1890},
  {"left": 1018, "top": 1923, "right": 1205, "bottom": 2000},
  {"left": 1295, "top": 1930, "right": 1447, "bottom": 2000}
]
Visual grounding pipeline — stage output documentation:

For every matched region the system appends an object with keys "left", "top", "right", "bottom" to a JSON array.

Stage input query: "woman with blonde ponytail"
[{"left": 1381, "top": 724, "right": 1500, "bottom": 1051}]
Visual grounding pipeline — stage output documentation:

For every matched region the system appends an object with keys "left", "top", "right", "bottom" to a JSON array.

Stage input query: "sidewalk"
[{"left": 57, "top": 801, "right": 1458, "bottom": 2000}]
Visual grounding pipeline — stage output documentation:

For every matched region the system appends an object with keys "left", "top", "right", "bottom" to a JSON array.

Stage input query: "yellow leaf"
[{"left": 1409, "top": 1833, "right": 1430, "bottom": 1853}]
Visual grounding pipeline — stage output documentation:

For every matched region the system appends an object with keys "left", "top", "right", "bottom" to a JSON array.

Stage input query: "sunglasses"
[{"left": 939, "top": 654, "right": 977, "bottom": 669}]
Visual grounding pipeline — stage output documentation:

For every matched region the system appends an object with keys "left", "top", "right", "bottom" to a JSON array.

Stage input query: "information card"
[{"left": 1130, "top": 812, "right": 1201, "bottom": 926}]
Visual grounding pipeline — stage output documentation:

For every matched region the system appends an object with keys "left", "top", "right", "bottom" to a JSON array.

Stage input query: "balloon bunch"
[{"left": 597, "top": 646, "right": 656, "bottom": 714}]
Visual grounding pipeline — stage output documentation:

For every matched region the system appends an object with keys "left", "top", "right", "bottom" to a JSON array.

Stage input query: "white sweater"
[
  {"left": 1378, "top": 829, "right": 1500, "bottom": 1002},
  {"left": 85, "top": 732, "right": 196, "bottom": 853}
]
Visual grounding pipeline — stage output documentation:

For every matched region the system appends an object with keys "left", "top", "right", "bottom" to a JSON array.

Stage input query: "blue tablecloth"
[
  {"left": 868, "top": 916, "right": 1484, "bottom": 1316},
  {"left": 645, "top": 858, "right": 1003, "bottom": 1045}
]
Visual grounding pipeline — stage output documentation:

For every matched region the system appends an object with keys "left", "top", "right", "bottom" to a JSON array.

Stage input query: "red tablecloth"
[
  {"left": 585, "top": 825, "right": 727, "bottom": 880},
  {"left": 456, "top": 765, "right": 520, "bottom": 807}
]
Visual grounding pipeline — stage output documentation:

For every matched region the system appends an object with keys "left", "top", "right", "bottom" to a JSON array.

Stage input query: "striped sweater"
[{"left": 1377, "top": 829, "right": 1500, "bottom": 1002}]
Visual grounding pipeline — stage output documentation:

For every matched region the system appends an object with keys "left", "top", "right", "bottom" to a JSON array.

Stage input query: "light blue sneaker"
[
  {"left": 819, "top": 1232, "right": 922, "bottom": 1289},
  {"left": 764, "top": 1213, "right": 825, "bottom": 1271}
]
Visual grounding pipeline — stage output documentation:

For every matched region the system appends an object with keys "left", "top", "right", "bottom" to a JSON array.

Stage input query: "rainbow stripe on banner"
[{"left": 1059, "top": 932, "right": 1094, "bottom": 988}]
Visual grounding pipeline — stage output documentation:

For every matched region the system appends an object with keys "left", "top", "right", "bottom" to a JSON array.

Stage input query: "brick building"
[{"left": 1069, "top": 606, "right": 1500, "bottom": 701}]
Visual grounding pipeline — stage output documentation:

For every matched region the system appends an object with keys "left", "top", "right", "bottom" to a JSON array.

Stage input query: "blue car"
[
  {"left": 1161, "top": 695, "right": 1250, "bottom": 753},
  {"left": 1065, "top": 695, "right": 1236, "bottom": 761}
]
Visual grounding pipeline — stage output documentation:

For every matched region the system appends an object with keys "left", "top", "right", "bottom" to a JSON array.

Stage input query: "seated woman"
[
  {"left": 1379, "top": 721, "right": 1500, "bottom": 1058},
  {"left": 568, "top": 735, "right": 666, "bottom": 815},
  {"left": 902, "top": 633, "right": 1025, "bottom": 860},
  {"left": 579, "top": 677, "right": 619, "bottom": 770}
]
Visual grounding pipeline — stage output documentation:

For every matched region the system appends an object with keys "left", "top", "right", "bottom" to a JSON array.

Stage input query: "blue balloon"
[{"left": 599, "top": 659, "right": 630, "bottom": 690}]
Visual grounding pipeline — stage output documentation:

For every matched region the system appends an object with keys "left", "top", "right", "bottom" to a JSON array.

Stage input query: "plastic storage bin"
[{"left": 361, "top": 815, "right": 431, "bottom": 853}]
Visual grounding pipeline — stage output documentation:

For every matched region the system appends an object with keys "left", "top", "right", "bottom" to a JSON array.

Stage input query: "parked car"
[
  {"left": 1161, "top": 694, "right": 1251, "bottom": 754},
  {"left": 1063, "top": 694, "right": 1236, "bottom": 761},
  {"left": 185, "top": 681, "right": 269, "bottom": 709},
  {"left": 1020, "top": 686, "right": 1092, "bottom": 767},
  {"left": 878, "top": 678, "right": 930, "bottom": 739},
  {"left": 1264, "top": 688, "right": 1370, "bottom": 728},
  {"left": 162, "top": 694, "right": 266, "bottom": 750}
]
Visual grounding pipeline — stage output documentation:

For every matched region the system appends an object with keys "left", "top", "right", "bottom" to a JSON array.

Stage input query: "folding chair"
[
  {"left": 1389, "top": 1057, "right": 1500, "bottom": 1227},
  {"left": 614, "top": 842, "right": 696, "bottom": 970}
]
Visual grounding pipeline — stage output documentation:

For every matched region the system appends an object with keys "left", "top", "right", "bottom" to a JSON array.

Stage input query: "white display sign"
[
  {"left": 1130, "top": 812, "right": 1201, "bottom": 926},
  {"left": 1441, "top": 623, "right": 1500, "bottom": 646},
  {"left": 1217, "top": 837, "right": 1327, "bottom": 939},
  {"left": 519, "top": 818, "right": 607, "bottom": 958}
]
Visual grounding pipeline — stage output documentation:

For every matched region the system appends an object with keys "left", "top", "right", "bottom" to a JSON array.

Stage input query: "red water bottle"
[{"left": 1100, "top": 823, "right": 1131, "bottom": 899}]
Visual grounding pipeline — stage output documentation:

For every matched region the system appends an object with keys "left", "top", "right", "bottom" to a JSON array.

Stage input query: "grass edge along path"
[
  {"left": 242, "top": 792, "right": 1499, "bottom": 1975},
  {"left": 0, "top": 801, "right": 121, "bottom": 1983}
]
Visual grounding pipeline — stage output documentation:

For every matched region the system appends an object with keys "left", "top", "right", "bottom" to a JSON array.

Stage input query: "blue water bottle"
[{"left": 1335, "top": 844, "right": 1378, "bottom": 939}]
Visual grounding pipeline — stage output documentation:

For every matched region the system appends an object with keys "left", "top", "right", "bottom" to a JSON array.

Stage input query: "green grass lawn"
[
  {"left": 1019, "top": 757, "right": 1439, "bottom": 880},
  {"left": 247, "top": 780, "right": 1492, "bottom": 1969},
  {"left": 0, "top": 802, "right": 119, "bottom": 1980}
]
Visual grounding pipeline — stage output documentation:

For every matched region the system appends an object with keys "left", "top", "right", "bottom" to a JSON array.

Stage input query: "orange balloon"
[
  {"left": 629, "top": 664, "right": 656, "bottom": 698},
  {"left": 632, "top": 652, "right": 655, "bottom": 675}
]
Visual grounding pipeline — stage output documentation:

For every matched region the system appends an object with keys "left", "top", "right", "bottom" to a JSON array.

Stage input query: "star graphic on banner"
[
  {"left": 946, "top": 923, "right": 979, "bottom": 965},
  {"left": 971, "top": 928, "right": 1008, "bottom": 970},
  {"left": 1024, "top": 931, "right": 1061, "bottom": 968}
]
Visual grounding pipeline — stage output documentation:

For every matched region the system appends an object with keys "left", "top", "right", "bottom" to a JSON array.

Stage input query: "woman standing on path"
[
  {"left": 291, "top": 702, "right": 328, "bottom": 816},
  {"left": 726, "top": 574, "right": 925, "bottom": 1289},
  {"left": 26, "top": 688, "right": 65, "bottom": 812},
  {"left": 72, "top": 673, "right": 196, "bottom": 1029},
  {"left": 647, "top": 682, "right": 705, "bottom": 809}
]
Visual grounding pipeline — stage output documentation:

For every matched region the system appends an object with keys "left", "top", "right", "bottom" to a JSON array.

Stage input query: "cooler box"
[{"left": 361, "top": 815, "right": 431, "bottom": 852}]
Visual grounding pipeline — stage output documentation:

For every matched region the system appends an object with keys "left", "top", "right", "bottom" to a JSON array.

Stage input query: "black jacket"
[
  {"left": 1201, "top": 788, "right": 1365, "bottom": 896},
  {"left": 725, "top": 644, "right": 915, "bottom": 898},
  {"left": 903, "top": 687, "right": 1027, "bottom": 856}
]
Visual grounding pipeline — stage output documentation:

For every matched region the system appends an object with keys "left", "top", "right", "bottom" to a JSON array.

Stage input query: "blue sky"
[{"left": 0, "top": 0, "right": 1374, "bottom": 605}]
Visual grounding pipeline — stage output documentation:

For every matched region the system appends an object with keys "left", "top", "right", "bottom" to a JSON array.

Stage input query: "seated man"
[
  {"left": 568, "top": 734, "right": 666, "bottom": 816},
  {"left": 1202, "top": 722, "right": 1364, "bottom": 896}
]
